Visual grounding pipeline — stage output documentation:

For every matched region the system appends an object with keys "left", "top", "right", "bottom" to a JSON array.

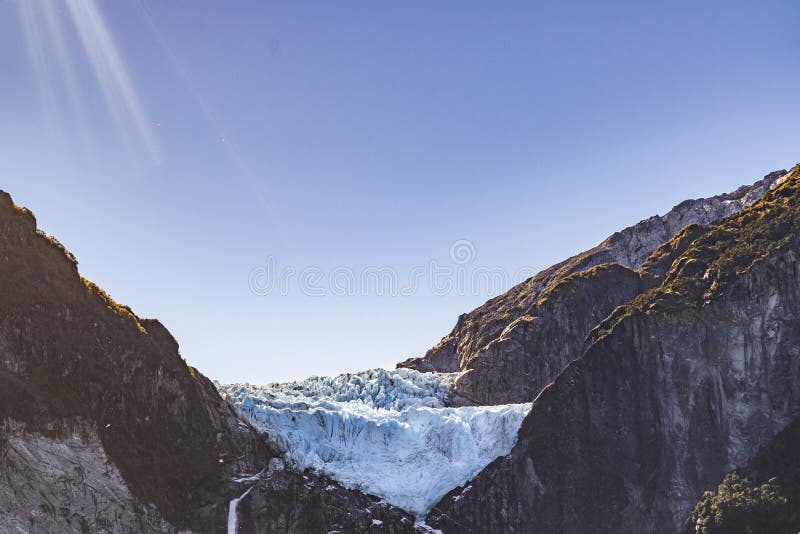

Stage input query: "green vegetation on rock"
[
  {"left": 595, "top": 166, "right": 800, "bottom": 339},
  {"left": 685, "top": 418, "right": 800, "bottom": 534}
]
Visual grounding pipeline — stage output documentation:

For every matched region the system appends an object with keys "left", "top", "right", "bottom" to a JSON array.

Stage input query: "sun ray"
[
  {"left": 16, "top": 1, "right": 59, "bottom": 136},
  {"left": 39, "top": 0, "right": 94, "bottom": 154},
  {"left": 64, "top": 0, "right": 161, "bottom": 164}
]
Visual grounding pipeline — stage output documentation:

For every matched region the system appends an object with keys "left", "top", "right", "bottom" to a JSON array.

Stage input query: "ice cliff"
[{"left": 219, "top": 368, "right": 531, "bottom": 517}]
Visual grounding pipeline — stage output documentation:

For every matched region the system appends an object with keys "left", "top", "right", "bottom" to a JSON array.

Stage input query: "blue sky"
[{"left": 1, "top": 1, "right": 799, "bottom": 383}]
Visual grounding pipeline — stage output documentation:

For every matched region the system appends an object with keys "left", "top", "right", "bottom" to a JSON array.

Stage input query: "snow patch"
[
  {"left": 220, "top": 368, "right": 530, "bottom": 517},
  {"left": 232, "top": 468, "right": 265, "bottom": 483}
]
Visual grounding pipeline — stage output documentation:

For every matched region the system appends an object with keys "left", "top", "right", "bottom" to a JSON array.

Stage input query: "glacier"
[{"left": 219, "top": 368, "right": 531, "bottom": 517}]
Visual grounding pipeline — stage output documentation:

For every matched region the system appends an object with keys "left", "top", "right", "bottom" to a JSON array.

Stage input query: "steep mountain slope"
[
  {"left": 0, "top": 190, "right": 261, "bottom": 530},
  {"left": 0, "top": 191, "right": 416, "bottom": 533},
  {"left": 425, "top": 165, "right": 800, "bottom": 532},
  {"left": 400, "top": 171, "right": 784, "bottom": 405}
]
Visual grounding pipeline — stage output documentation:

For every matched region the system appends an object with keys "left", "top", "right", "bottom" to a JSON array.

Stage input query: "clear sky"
[{"left": 1, "top": 1, "right": 799, "bottom": 383}]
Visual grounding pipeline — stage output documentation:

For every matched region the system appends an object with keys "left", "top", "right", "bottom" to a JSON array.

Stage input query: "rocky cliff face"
[
  {"left": 425, "top": 165, "right": 800, "bottom": 533},
  {"left": 0, "top": 190, "right": 414, "bottom": 533},
  {"left": 400, "top": 171, "right": 786, "bottom": 406},
  {"left": 235, "top": 462, "right": 417, "bottom": 534},
  {"left": 0, "top": 190, "right": 258, "bottom": 530},
  {"left": 450, "top": 263, "right": 650, "bottom": 405},
  {"left": 0, "top": 419, "right": 174, "bottom": 533}
]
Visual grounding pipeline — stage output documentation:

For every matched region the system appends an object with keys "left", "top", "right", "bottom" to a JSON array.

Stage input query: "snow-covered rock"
[{"left": 219, "top": 368, "right": 531, "bottom": 517}]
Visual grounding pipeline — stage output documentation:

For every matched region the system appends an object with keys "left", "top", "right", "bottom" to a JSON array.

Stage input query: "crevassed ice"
[{"left": 220, "top": 368, "right": 531, "bottom": 517}]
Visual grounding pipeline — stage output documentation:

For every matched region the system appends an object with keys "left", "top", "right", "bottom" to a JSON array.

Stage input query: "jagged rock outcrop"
[
  {"left": 0, "top": 190, "right": 414, "bottom": 533},
  {"left": 452, "top": 263, "right": 651, "bottom": 404},
  {"left": 236, "top": 463, "right": 417, "bottom": 533},
  {"left": 425, "top": 165, "right": 800, "bottom": 533},
  {"left": 400, "top": 171, "right": 786, "bottom": 405}
]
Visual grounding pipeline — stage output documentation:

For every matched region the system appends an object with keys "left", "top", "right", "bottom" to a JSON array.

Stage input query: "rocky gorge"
[{"left": 1, "top": 164, "right": 799, "bottom": 533}]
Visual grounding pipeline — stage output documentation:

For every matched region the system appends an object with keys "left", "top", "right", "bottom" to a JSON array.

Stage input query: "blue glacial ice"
[{"left": 219, "top": 368, "right": 531, "bottom": 517}]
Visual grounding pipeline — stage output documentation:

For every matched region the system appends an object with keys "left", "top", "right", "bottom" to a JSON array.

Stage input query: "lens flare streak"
[{"left": 16, "top": 0, "right": 160, "bottom": 164}]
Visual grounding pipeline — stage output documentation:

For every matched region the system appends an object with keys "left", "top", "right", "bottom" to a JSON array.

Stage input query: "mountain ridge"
[
  {"left": 425, "top": 164, "right": 800, "bottom": 532},
  {"left": 401, "top": 169, "right": 787, "bottom": 406}
]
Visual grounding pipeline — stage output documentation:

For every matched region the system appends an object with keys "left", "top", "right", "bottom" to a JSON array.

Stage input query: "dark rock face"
[
  {"left": 0, "top": 190, "right": 271, "bottom": 530},
  {"left": 425, "top": 167, "right": 800, "bottom": 533},
  {"left": 401, "top": 171, "right": 785, "bottom": 406},
  {"left": 236, "top": 464, "right": 417, "bottom": 534},
  {"left": 0, "top": 190, "right": 413, "bottom": 533},
  {"left": 453, "top": 263, "right": 650, "bottom": 404},
  {"left": 0, "top": 419, "right": 175, "bottom": 533}
]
